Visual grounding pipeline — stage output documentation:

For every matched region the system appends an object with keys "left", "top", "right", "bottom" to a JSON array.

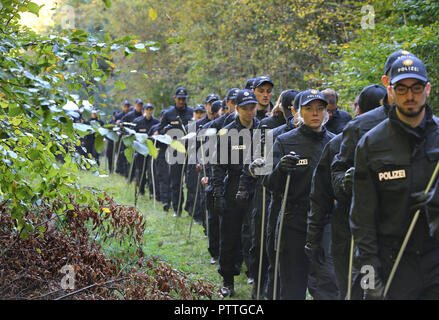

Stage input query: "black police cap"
[
  {"left": 281, "top": 90, "right": 299, "bottom": 109},
  {"left": 236, "top": 89, "right": 258, "bottom": 107},
  {"left": 390, "top": 56, "right": 428, "bottom": 85},
  {"left": 299, "top": 89, "right": 328, "bottom": 107},
  {"left": 384, "top": 50, "right": 415, "bottom": 75},
  {"left": 211, "top": 100, "right": 223, "bottom": 114},
  {"left": 293, "top": 91, "right": 304, "bottom": 111},
  {"left": 144, "top": 103, "right": 154, "bottom": 109},
  {"left": 244, "top": 78, "right": 256, "bottom": 90},
  {"left": 194, "top": 104, "right": 206, "bottom": 112},
  {"left": 205, "top": 93, "right": 219, "bottom": 104},
  {"left": 226, "top": 88, "right": 240, "bottom": 101},
  {"left": 358, "top": 84, "right": 387, "bottom": 113},
  {"left": 123, "top": 100, "right": 130, "bottom": 106},
  {"left": 175, "top": 87, "right": 188, "bottom": 98},
  {"left": 253, "top": 76, "right": 274, "bottom": 89},
  {"left": 135, "top": 98, "right": 144, "bottom": 105}
]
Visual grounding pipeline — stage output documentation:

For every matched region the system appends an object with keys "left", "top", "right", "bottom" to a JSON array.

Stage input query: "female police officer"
[{"left": 263, "top": 89, "right": 334, "bottom": 299}]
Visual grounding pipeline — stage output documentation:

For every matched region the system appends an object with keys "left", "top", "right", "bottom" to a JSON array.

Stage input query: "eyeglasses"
[{"left": 391, "top": 82, "right": 426, "bottom": 95}]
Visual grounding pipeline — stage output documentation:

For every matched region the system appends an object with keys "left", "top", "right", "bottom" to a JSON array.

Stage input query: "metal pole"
[
  {"left": 383, "top": 160, "right": 439, "bottom": 299},
  {"left": 347, "top": 235, "right": 354, "bottom": 300},
  {"left": 273, "top": 173, "right": 291, "bottom": 300}
]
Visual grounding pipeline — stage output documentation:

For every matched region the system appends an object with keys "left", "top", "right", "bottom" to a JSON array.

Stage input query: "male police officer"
[
  {"left": 158, "top": 87, "right": 194, "bottom": 216},
  {"left": 330, "top": 50, "right": 416, "bottom": 298},
  {"left": 252, "top": 76, "right": 274, "bottom": 120},
  {"left": 212, "top": 89, "right": 260, "bottom": 297},
  {"left": 321, "top": 89, "right": 352, "bottom": 134},
  {"left": 351, "top": 56, "right": 439, "bottom": 300}
]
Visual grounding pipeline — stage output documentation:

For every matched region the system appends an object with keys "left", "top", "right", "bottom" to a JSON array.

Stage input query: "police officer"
[
  {"left": 331, "top": 50, "right": 415, "bottom": 298},
  {"left": 351, "top": 56, "right": 439, "bottom": 299},
  {"left": 185, "top": 101, "right": 220, "bottom": 221},
  {"left": 149, "top": 110, "right": 171, "bottom": 211},
  {"left": 158, "top": 87, "right": 194, "bottom": 217},
  {"left": 239, "top": 89, "right": 299, "bottom": 298},
  {"left": 321, "top": 89, "right": 352, "bottom": 134},
  {"left": 132, "top": 103, "right": 160, "bottom": 195},
  {"left": 208, "top": 88, "right": 239, "bottom": 131},
  {"left": 193, "top": 104, "right": 207, "bottom": 121},
  {"left": 212, "top": 89, "right": 260, "bottom": 297},
  {"left": 252, "top": 76, "right": 274, "bottom": 120},
  {"left": 306, "top": 84, "right": 386, "bottom": 300},
  {"left": 263, "top": 89, "right": 334, "bottom": 300}
]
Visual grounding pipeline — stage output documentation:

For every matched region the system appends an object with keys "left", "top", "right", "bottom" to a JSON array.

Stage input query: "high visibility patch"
[
  {"left": 139, "top": 129, "right": 147, "bottom": 132},
  {"left": 232, "top": 145, "right": 246, "bottom": 150},
  {"left": 378, "top": 169, "right": 406, "bottom": 181},
  {"left": 310, "top": 89, "right": 318, "bottom": 94},
  {"left": 297, "top": 158, "right": 308, "bottom": 166}
]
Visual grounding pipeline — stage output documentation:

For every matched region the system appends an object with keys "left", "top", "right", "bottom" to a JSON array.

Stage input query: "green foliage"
[
  {"left": 0, "top": 0, "right": 160, "bottom": 237},
  {"left": 323, "top": 0, "right": 439, "bottom": 112}
]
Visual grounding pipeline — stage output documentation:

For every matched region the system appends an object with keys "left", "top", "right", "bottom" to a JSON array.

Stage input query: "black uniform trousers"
[
  {"left": 266, "top": 195, "right": 281, "bottom": 300},
  {"left": 278, "top": 216, "right": 310, "bottom": 300},
  {"left": 156, "top": 148, "right": 171, "bottom": 206},
  {"left": 206, "top": 186, "right": 219, "bottom": 258},
  {"left": 249, "top": 182, "right": 270, "bottom": 296},
  {"left": 218, "top": 176, "right": 245, "bottom": 279}
]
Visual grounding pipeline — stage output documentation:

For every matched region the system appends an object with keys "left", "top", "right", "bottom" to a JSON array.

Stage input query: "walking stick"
[
  {"left": 383, "top": 160, "right": 439, "bottom": 299},
  {"left": 135, "top": 154, "right": 147, "bottom": 208},
  {"left": 273, "top": 173, "right": 291, "bottom": 300},
  {"left": 188, "top": 171, "right": 201, "bottom": 239},
  {"left": 347, "top": 235, "right": 354, "bottom": 300},
  {"left": 151, "top": 139, "right": 157, "bottom": 209},
  {"left": 257, "top": 125, "right": 268, "bottom": 300}
]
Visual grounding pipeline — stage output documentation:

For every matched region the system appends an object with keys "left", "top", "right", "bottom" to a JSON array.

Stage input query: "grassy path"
[{"left": 77, "top": 170, "right": 253, "bottom": 300}]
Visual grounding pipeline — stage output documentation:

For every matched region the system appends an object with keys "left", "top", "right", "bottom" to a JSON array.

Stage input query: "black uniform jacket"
[
  {"left": 350, "top": 104, "right": 439, "bottom": 270},
  {"left": 263, "top": 124, "right": 334, "bottom": 231}
]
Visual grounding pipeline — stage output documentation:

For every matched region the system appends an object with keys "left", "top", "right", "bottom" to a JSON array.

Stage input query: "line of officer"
[
  {"left": 212, "top": 89, "right": 261, "bottom": 297},
  {"left": 350, "top": 56, "right": 439, "bottom": 299},
  {"left": 263, "top": 89, "right": 334, "bottom": 299}
]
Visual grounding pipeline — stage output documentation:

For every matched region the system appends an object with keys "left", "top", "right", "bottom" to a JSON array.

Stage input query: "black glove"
[
  {"left": 214, "top": 195, "right": 227, "bottom": 216},
  {"left": 363, "top": 275, "right": 384, "bottom": 300},
  {"left": 277, "top": 152, "right": 300, "bottom": 174},
  {"left": 304, "top": 242, "right": 325, "bottom": 265},
  {"left": 343, "top": 167, "right": 355, "bottom": 195},
  {"left": 249, "top": 158, "right": 265, "bottom": 177}
]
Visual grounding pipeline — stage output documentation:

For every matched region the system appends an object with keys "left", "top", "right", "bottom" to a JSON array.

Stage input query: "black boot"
[{"left": 220, "top": 276, "right": 234, "bottom": 298}]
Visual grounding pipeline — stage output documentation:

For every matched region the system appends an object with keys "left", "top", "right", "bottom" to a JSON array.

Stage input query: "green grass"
[{"left": 76, "top": 168, "right": 253, "bottom": 300}]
